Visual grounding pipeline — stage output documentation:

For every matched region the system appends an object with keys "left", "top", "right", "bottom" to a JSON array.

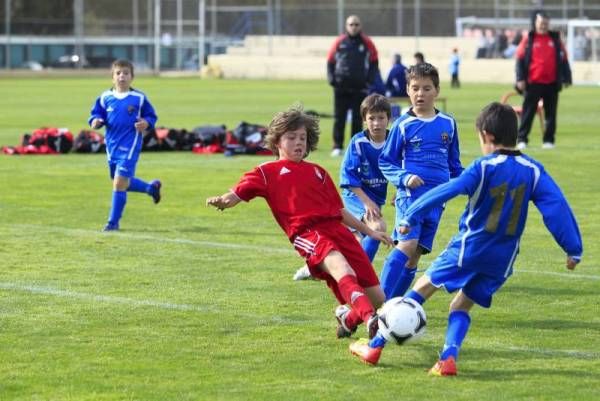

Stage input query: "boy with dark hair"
[
  {"left": 377, "top": 62, "right": 463, "bottom": 301},
  {"left": 207, "top": 106, "right": 394, "bottom": 341},
  {"left": 89, "top": 59, "right": 161, "bottom": 231},
  {"left": 350, "top": 102, "right": 583, "bottom": 372}
]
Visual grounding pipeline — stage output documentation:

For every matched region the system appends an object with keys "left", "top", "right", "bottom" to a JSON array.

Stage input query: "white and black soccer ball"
[{"left": 378, "top": 297, "right": 427, "bottom": 345}]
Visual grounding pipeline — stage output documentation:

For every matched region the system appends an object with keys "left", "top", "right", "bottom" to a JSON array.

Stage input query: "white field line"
[
  {"left": 1, "top": 281, "right": 598, "bottom": 360},
  {"left": 5, "top": 224, "right": 599, "bottom": 280},
  {"left": 0, "top": 282, "right": 216, "bottom": 313},
  {"left": 7, "top": 223, "right": 294, "bottom": 254}
]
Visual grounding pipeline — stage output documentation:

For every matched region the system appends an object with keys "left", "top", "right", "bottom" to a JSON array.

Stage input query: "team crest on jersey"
[
  {"left": 127, "top": 105, "right": 136, "bottom": 114},
  {"left": 441, "top": 132, "right": 450, "bottom": 144},
  {"left": 314, "top": 167, "right": 323, "bottom": 180},
  {"left": 409, "top": 136, "right": 422, "bottom": 150},
  {"left": 361, "top": 161, "right": 370, "bottom": 175}
]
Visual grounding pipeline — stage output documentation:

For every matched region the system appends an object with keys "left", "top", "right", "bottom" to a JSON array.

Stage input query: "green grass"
[{"left": 0, "top": 76, "right": 598, "bottom": 401}]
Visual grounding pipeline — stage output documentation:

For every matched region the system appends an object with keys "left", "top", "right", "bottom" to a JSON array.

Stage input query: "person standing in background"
[
  {"left": 327, "top": 15, "right": 379, "bottom": 157},
  {"left": 385, "top": 53, "right": 408, "bottom": 98},
  {"left": 515, "top": 10, "right": 572, "bottom": 150},
  {"left": 449, "top": 48, "right": 460, "bottom": 88}
]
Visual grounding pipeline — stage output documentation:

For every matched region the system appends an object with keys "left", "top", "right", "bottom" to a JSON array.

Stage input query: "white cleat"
[
  {"left": 330, "top": 148, "right": 343, "bottom": 157},
  {"left": 542, "top": 142, "right": 555, "bottom": 149},
  {"left": 516, "top": 141, "right": 527, "bottom": 150},
  {"left": 293, "top": 265, "right": 314, "bottom": 281}
]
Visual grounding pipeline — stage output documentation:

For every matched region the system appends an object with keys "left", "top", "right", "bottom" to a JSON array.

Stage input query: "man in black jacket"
[
  {"left": 327, "top": 15, "right": 379, "bottom": 156},
  {"left": 515, "top": 10, "right": 572, "bottom": 150}
]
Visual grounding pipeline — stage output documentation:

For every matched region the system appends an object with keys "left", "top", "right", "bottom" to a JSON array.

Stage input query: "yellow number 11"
[{"left": 485, "top": 183, "right": 525, "bottom": 235}]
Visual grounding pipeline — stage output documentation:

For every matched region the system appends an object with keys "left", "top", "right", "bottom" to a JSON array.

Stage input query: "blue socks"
[
  {"left": 108, "top": 191, "right": 127, "bottom": 225},
  {"left": 440, "top": 310, "right": 471, "bottom": 361},
  {"left": 380, "top": 248, "right": 417, "bottom": 298},
  {"left": 405, "top": 289, "right": 425, "bottom": 305},
  {"left": 392, "top": 266, "right": 417, "bottom": 298},
  {"left": 369, "top": 332, "right": 387, "bottom": 348},
  {"left": 128, "top": 177, "right": 150, "bottom": 193},
  {"left": 361, "top": 235, "right": 380, "bottom": 262},
  {"left": 380, "top": 248, "right": 410, "bottom": 298}
]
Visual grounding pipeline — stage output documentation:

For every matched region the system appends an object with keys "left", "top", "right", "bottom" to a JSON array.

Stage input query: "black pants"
[
  {"left": 451, "top": 73, "right": 460, "bottom": 88},
  {"left": 518, "top": 83, "right": 559, "bottom": 144},
  {"left": 333, "top": 88, "right": 366, "bottom": 150}
]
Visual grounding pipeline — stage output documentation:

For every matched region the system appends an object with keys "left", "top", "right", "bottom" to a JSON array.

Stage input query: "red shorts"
[{"left": 292, "top": 221, "right": 380, "bottom": 304}]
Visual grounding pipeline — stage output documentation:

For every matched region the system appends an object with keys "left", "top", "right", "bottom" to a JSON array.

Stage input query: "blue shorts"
[
  {"left": 108, "top": 159, "right": 137, "bottom": 179},
  {"left": 393, "top": 196, "right": 443, "bottom": 254},
  {"left": 425, "top": 250, "right": 507, "bottom": 308}
]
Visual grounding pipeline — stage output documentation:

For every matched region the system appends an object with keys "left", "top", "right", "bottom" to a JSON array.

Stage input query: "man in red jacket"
[
  {"left": 515, "top": 10, "right": 572, "bottom": 150},
  {"left": 327, "top": 15, "right": 379, "bottom": 157}
]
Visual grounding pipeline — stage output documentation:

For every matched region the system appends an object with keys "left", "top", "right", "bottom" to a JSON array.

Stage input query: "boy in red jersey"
[{"left": 207, "top": 106, "right": 393, "bottom": 340}]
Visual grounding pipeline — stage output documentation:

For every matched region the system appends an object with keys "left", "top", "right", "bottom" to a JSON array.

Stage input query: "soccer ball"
[{"left": 377, "top": 297, "right": 427, "bottom": 345}]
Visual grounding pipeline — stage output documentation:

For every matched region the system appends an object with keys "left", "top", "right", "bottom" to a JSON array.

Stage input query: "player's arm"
[
  {"left": 350, "top": 187, "right": 381, "bottom": 219},
  {"left": 341, "top": 208, "right": 393, "bottom": 247},
  {"left": 339, "top": 141, "right": 381, "bottom": 219},
  {"left": 398, "top": 166, "right": 477, "bottom": 234},
  {"left": 88, "top": 97, "right": 106, "bottom": 129},
  {"left": 515, "top": 34, "right": 529, "bottom": 92},
  {"left": 139, "top": 97, "right": 158, "bottom": 130},
  {"left": 448, "top": 121, "right": 464, "bottom": 178},
  {"left": 531, "top": 172, "right": 583, "bottom": 270},
  {"left": 206, "top": 191, "right": 242, "bottom": 211},
  {"left": 379, "top": 124, "right": 417, "bottom": 189}
]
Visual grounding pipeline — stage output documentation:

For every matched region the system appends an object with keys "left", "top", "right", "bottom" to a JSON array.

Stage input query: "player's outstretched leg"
[
  {"left": 127, "top": 177, "right": 161, "bottom": 204},
  {"left": 429, "top": 310, "right": 471, "bottom": 376}
]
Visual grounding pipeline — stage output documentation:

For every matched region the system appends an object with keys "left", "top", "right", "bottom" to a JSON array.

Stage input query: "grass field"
[{"left": 0, "top": 76, "right": 598, "bottom": 401}]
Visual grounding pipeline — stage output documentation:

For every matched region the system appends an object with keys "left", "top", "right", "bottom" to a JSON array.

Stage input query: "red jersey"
[
  {"left": 232, "top": 159, "right": 344, "bottom": 241},
  {"left": 516, "top": 32, "right": 567, "bottom": 84}
]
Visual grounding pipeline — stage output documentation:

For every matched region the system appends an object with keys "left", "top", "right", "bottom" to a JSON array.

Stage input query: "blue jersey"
[
  {"left": 400, "top": 149, "right": 583, "bottom": 278},
  {"left": 340, "top": 130, "right": 389, "bottom": 206},
  {"left": 379, "top": 109, "right": 463, "bottom": 199},
  {"left": 88, "top": 88, "right": 157, "bottom": 162}
]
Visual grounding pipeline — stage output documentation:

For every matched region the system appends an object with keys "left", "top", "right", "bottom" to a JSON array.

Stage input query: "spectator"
[
  {"left": 515, "top": 10, "right": 572, "bottom": 150},
  {"left": 413, "top": 51, "right": 425, "bottom": 65},
  {"left": 448, "top": 48, "right": 460, "bottom": 88},
  {"left": 385, "top": 53, "right": 408, "bottom": 98},
  {"left": 368, "top": 66, "right": 386, "bottom": 96},
  {"left": 327, "top": 15, "right": 379, "bottom": 157}
]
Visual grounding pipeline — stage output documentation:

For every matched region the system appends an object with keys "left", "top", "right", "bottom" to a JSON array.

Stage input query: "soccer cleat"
[
  {"left": 335, "top": 304, "right": 356, "bottom": 338},
  {"left": 149, "top": 180, "right": 162, "bottom": 204},
  {"left": 330, "top": 148, "right": 343, "bottom": 157},
  {"left": 366, "top": 314, "right": 379, "bottom": 339},
  {"left": 542, "top": 142, "right": 555, "bottom": 149},
  {"left": 349, "top": 338, "right": 382, "bottom": 365},
  {"left": 102, "top": 222, "right": 119, "bottom": 232},
  {"left": 428, "top": 357, "right": 457, "bottom": 376},
  {"left": 292, "top": 265, "right": 314, "bottom": 281},
  {"left": 516, "top": 141, "right": 527, "bottom": 150}
]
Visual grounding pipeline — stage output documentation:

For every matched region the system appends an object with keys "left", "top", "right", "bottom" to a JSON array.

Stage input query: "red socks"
[{"left": 337, "top": 275, "right": 375, "bottom": 328}]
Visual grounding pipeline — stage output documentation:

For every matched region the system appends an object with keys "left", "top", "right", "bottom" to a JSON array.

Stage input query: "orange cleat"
[
  {"left": 428, "top": 356, "right": 457, "bottom": 376},
  {"left": 349, "top": 338, "right": 382, "bottom": 366}
]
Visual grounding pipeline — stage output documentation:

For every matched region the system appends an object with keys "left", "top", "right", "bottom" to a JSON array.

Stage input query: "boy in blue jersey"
[
  {"left": 349, "top": 102, "right": 583, "bottom": 373},
  {"left": 89, "top": 59, "right": 161, "bottom": 231},
  {"left": 378, "top": 63, "right": 463, "bottom": 300},
  {"left": 293, "top": 94, "right": 390, "bottom": 282}
]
